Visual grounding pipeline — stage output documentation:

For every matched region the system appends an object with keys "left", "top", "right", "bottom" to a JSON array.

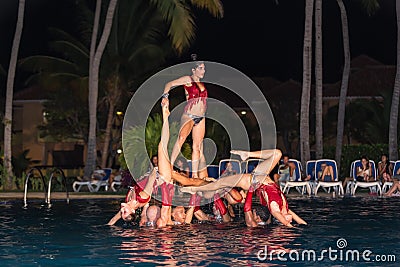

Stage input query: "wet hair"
[
  {"left": 381, "top": 154, "right": 389, "bottom": 161},
  {"left": 254, "top": 205, "right": 270, "bottom": 222},
  {"left": 191, "top": 54, "right": 204, "bottom": 70}
]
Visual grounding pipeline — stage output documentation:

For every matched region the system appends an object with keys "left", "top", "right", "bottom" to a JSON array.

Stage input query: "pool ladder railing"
[{"left": 23, "top": 167, "right": 69, "bottom": 207}]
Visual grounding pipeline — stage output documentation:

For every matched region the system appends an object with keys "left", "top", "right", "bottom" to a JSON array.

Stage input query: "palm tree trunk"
[
  {"left": 315, "top": 0, "right": 323, "bottom": 159},
  {"left": 4, "top": 0, "right": 25, "bottom": 189},
  {"left": 84, "top": 0, "right": 118, "bottom": 178},
  {"left": 300, "top": 0, "right": 314, "bottom": 166},
  {"left": 335, "top": 0, "right": 351, "bottom": 172},
  {"left": 389, "top": 2, "right": 400, "bottom": 160},
  {"left": 101, "top": 100, "right": 115, "bottom": 168}
]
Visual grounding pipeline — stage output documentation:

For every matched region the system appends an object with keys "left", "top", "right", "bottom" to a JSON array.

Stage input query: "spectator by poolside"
[
  {"left": 356, "top": 156, "right": 374, "bottom": 182},
  {"left": 173, "top": 157, "right": 190, "bottom": 177},
  {"left": 276, "top": 154, "right": 296, "bottom": 183},
  {"left": 318, "top": 163, "right": 334, "bottom": 182},
  {"left": 342, "top": 155, "right": 373, "bottom": 190},
  {"left": 384, "top": 180, "right": 400, "bottom": 197},
  {"left": 220, "top": 162, "right": 237, "bottom": 178},
  {"left": 378, "top": 154, "right": 393, "bottom": 183},
  {"left": 393, "top": 167, "right": 400, "bottom": 180},
  {"left": 274, "top": 154, "right": 310, "bottom": 183}
]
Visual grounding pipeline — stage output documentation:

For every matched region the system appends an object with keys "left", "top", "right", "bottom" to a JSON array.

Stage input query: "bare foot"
[{"left": 230, "top": 150, "right": 249, "bottom": 161}]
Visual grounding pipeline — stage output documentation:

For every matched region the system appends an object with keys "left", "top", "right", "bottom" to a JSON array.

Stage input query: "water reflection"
[{"left": 0, "top": 197, "right": 399, "bottom": 266}]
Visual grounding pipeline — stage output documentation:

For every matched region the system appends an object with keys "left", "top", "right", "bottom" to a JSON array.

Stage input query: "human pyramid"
[{"left": 108, "top": 60, "right": 307, "bottom": 228}]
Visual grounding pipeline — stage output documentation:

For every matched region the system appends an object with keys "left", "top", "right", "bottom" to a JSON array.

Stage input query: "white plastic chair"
[
  {"left": 314, "top": 159, "right": 344, "bottom": 196},
  {"left": 73, "top": 168, "right": 112, "bottom": 192},
  {"left": 282, "top": 159, "right": 312, "bottom": 196},
  {"left": 350, "top": 160, "right": 381, "bottom": 196},
  {"left": 218, "top": 159, "right": 241, "bottom": 177},
  {"left": 243, "top": 158, "right": 264, "bottom": 174},
  {"left": 382, "top": 160, "right": 397, "bottom": 193}
]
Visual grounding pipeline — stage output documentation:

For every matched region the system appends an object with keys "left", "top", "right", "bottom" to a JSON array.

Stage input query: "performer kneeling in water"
[
  {"left": 107, "top": 101, "right": 244, "bottom": 226},
  {"left": 181, "top": 150, "right": 307, "bottom": 227}
]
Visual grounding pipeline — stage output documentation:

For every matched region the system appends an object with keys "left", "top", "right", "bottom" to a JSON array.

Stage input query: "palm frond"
[
  {"left": 190, "top": 0, "right": 224, "bottom": 18},
  {"left": 150, "top": 0, "right": 196, "bottom": 54},
  {"left": 19, "top": 56, "right": 79, "bottom": 74},
  {"left": 360, "top": 0, "right": 380, "bottom": 16},
  {"left": 47, "top": 27, "right": 89, "bottom": 52},
  {"left": 49, "top": 41, "right": 89, "bottom": 71}
]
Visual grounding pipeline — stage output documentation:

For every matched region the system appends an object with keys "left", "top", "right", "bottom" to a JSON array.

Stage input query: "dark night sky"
[{"left": 0, "top": 0, "right": 397, "bottom": 91}]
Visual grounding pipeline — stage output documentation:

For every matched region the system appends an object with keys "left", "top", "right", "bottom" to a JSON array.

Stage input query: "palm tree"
[
  {"left": 389, "top": 2, "right": 400, "bottom": 160},
  {"left": 4, "top": 0, "right": 25, "bottom": 189},
  {"left": 300, "top": 0, "right": 314, "bottom": 166},
  {"left": 335, "top": 0, "right": 351, "bottom": 172},
  {"left": 84, "top": 0, "right": 224, "bottom": 177},
  {"left": 84, "top": 0, "right": 118, "bottom": 179},
  {"left": 314, "top": 0, "right": 323, "bottom": 159}
]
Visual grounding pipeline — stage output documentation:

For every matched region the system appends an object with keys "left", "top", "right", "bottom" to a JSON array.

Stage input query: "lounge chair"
[
  {"left": 350, "top": 160, "right": 381, "bottom": 196},
  {"left": 243, "top": 158, "right": 264, "bottom": 174},
  {"left": 72, "top": 168, "right": 112, "bottom": 192},
  {"left": 306, "top": 160, "right": 318, "bottom": 192},
  {"left": 282, "top": 159, "right": 312, "bottom": 196},
  {"left": 207, "top": 165, "right": 219, "bottom": 179},
  {"left": 219, "top": 159, "right": 241, "bottom": 177},
  {"left": 314, "top": 159, "right": 344, "bottom": 196},
  {"left": 111, "top": 173, "right": 122, "bottom": 192},
  {"left": 382, "top": 160, "right": 398, "bottom": 193}
]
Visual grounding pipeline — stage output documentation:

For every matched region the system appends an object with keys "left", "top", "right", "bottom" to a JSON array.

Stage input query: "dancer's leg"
[
  {"left": 198, "top": 151, "right": 208, "bottom": 178},
  {"left": 191, "top": 119, "right": 205, "bottom": 178},
  {"left": 231, "top": 149, "right": 282, "bottom": 175},
  {"left": 180, "top": 174, "right": 249, "bottom": 194},
  {"left": 170, "top": 115, "right": 194, "bottom": 168},
  {"left": 139, "top": 168, "right": 157, "bottom": 199},
  {"left": 158, "top": 104, "right": 172, "bottom": 183},
  {"left": 172, "top": 171, "right": 209, "bottom": 186}
]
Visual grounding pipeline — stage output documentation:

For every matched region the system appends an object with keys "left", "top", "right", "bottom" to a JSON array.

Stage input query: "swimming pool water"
[{"left": 0, "top": 196, "right": 399, "bottom": 266}]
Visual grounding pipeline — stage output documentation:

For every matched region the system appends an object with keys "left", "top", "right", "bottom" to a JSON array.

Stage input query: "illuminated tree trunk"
[
  {"left": 84, "top": 0, "right": 118, "bottom": 178},
  {"left": 315, "top": 0, "right": 323, "bottom": 159},
  {"left": 389, "top": 2, "right": 400, "bottom": 160},
  {"left": 300, "top": 0, "right": 314, "bottom": 166},
  {"left": 335, "top": 0, "right": 351, "bottom": 172},
  {"left": 4, "top": 0, "right": 25, "bottom": 189}
]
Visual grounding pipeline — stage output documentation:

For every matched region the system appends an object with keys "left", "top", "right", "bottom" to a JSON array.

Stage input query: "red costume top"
[
  {"left": 125, "top": 176, "right": 154, "bottom": 203},
  {"left": 183, "top": 77, "right": 208, "bottom": 113},
  {"left": 256, "top": 183, "right": 288, "bottom": 213}
]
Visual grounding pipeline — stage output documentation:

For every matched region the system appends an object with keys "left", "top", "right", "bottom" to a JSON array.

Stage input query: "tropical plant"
[
  {"left": 324, "top": 92, "right": 400, "bottom": 145},
  {"left": 38, "top": 88, "right": 89, "bottom": 142},
  {"left": 122, "top": 114, "right": 181, "bottom": 178},
  {"left": 4, "top": 0, "right": 25, "bottom": 189},
  {"left": 85, "top": 0, "right": 224, "bottom": 177}
]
